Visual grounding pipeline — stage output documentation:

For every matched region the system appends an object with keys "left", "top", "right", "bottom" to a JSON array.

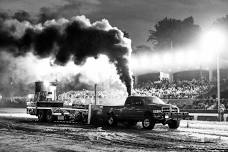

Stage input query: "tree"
[
  {"left": 148, "top": 16, "right": 200, "bottom": 50},
  {"left": 132, "top": 45, "right": 153, "bottom": 55},
  {"left": 214, "top": 15, "right": 228, "bottom": 30}
]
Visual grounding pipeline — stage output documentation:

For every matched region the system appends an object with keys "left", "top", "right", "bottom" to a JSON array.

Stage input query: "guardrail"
[
  {"left": 179, "top": 109, "right": 228, "bottom": 122},
  {"left": 164, "top": 98, "right": 228, "bottom": 122},
  {"left": 180, "top": 109, "right": 228, "bottom": 113}
]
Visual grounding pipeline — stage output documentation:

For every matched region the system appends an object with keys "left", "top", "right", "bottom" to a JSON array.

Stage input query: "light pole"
[
  {"left": 217, "top": 53, "right": 221, "bottom": 121},
  {"left": 200, "top": 28, "right": 226, "bottom": 121}
]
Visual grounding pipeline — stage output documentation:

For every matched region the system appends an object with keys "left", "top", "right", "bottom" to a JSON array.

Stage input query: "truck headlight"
[
  {"left": 153, "top": 110, "right": 162, "bottom": 113},
  {"left": 177, "top": 107, "right": 180, "bottom": 113}
]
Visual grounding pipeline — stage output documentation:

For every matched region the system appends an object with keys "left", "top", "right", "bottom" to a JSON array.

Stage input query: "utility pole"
[
  {"left": 217, "top": 55, "right": 221, "bottom": 121},
  {"left": 94, "top": 84, "right": 97, "bottom": 105}
]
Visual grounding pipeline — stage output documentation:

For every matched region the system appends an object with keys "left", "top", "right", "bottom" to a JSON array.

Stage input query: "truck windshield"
[{"left": 145, "top": 97, "right": 166, "bottom": 105}]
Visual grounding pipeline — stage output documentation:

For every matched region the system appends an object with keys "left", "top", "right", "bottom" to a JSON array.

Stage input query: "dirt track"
[{"left": 0, "top": 108, "right": 228, "bottom": 152}]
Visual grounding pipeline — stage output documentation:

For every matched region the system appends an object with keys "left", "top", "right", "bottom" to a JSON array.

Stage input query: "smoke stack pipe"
[
  {"left": 35, "top": 81, "right": 45, "bottom": 93},
  {"left": 94, "top": 83, "right": 97, "bottom": 105}
]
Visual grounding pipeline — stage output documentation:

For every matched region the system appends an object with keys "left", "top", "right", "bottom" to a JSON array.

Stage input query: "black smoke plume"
[{"left": 0, "top": 15, "right": 133, "bottom": 95}]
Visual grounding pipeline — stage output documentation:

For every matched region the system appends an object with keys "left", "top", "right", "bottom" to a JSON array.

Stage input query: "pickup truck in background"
[{"left": 93, "top": 96, "right": 190, "bottom": 129}]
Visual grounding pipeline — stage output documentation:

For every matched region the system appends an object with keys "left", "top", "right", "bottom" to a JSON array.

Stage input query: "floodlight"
[
  {"left": 200, "top": 28, "right": 226, "bottom": 122},
  {"left": 200, "top": 28, "right": 226, "bottom": 52}
]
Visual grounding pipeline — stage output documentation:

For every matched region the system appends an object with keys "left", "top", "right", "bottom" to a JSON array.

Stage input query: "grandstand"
[{"left": 134, "top": 69, "right": 228, "bottom": 110}]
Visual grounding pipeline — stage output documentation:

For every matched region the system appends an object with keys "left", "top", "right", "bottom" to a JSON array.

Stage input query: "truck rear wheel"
[
  {"left": 46, "top": 110, "right": 54, "bottom": 123},
  {"left": 168, "top": 120, "right": 180, "bottom": 129},
  {"left": 37, "top": 110, "right": 46, "bottom": 122},
  {"left": 142, "top": 117, "right": 155, "bottom": 130},
  {"left": 107, "top": 115, "right": 117, "bottom": 127}
]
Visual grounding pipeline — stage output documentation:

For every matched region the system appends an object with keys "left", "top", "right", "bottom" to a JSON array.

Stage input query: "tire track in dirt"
[{"left": 1, "top": 115, "right": 228, "bottom": 151}]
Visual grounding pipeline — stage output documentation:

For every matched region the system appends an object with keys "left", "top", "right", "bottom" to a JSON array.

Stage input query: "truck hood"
[
  {"left": 147, "top": 103, "right": 176, "bottom": 107},
  {"left": 148, "top": 104, "right": 179, "bottom": 112}
]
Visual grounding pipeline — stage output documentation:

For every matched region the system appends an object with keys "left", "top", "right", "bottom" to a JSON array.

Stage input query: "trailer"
[{"left": 26, "top": 81, "right": 93, "bottom": 124}]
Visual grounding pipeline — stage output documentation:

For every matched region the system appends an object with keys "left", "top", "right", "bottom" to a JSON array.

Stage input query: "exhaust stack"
[{"left": 35, "top": 81, "right": 57, "bottom": 101}]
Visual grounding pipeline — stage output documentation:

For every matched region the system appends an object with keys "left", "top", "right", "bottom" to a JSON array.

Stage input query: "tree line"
[{"left": 144, "top": 15, "right": 228, "bottom": 51}]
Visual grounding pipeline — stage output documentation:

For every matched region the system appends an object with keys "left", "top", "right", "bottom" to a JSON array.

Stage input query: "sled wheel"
[
  {"left": 107, "top": 115, "right": 117, "bottom": 127},
  {"left": 38, "top": 110, "right": 46, "bottom": 122},
  {"left": 46, "top": 110, "right": 54, "bottom": 123}
]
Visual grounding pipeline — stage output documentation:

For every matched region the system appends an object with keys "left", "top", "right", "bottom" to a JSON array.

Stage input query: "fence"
[
  {"left": 0, "top": 97, "right": 28, "bottom": 108},
  {"left": 163, "top": 98, "right": 228, "bottom": 121},
  {"left": 164, "top": 98, "right": 228, "bottom": 111}
]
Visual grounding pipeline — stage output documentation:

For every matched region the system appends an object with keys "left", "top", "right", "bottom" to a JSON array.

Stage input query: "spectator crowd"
[
  {"left": 134, "top": 79, "right": 211, "bottom": 99},
  {"left": 57, "top": 79, "right": 228, "bottom": 109},
  {"left": 1, "top": 78, "right": 227, "bottom": 110},
  {"left": 58, "top": 89, "right": 127, "bottom": 106}
]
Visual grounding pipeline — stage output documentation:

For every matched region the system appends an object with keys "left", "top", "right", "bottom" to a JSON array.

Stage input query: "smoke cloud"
[
  {"left": 0, "top": 51, "right": 126, "bottom": 97},
  {"left": 0, "top": 15, "right": 133, "bottom": 95}
]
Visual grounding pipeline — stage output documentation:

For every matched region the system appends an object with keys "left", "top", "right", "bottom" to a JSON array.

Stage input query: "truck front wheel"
[
  {"left": 142, "top": 117, "right": 155, "bottom": 130},
  {"left": 168, "top": 120, "right": 180, "bottom": 129},
  {"left": 107, "top": 115, "right": 117, "bottom": 127}
]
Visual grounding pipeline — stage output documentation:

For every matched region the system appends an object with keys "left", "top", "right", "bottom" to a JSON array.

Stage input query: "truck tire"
[
  {"left": 142, "top": 117, "right": 155, "bottom": 130},
  {"left": 46, "top": 110, "right": 53, "bottom": 123},
  {"left": 107, "top": 115, "right": 117, "bottom": 127},
  {"left": 37, "top": 110, "right": 46, "bottom": 122},
  {"left": 168, "top": 120, "right": 180, "bottom": 129}
]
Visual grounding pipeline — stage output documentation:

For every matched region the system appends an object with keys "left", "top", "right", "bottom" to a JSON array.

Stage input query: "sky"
[{"left": 0, "top": 0, "right": 228, "bottom": 47}]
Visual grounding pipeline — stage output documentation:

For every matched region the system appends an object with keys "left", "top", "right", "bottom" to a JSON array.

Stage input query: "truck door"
[
  {"left": 121, "top": 97, "right": 135, "bottom": 120},
  {"left": 131, "top": 98, "right": 144, "bottom": 120}
]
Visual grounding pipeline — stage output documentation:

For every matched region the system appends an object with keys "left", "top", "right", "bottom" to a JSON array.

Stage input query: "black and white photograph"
[{"left": 0, "top": 0, "right": 228, "bottom": 151}]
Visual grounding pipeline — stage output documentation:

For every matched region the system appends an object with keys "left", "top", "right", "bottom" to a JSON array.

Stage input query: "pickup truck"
[{"left": 93, "top": 96, "right": 190, "bottom": 129}]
